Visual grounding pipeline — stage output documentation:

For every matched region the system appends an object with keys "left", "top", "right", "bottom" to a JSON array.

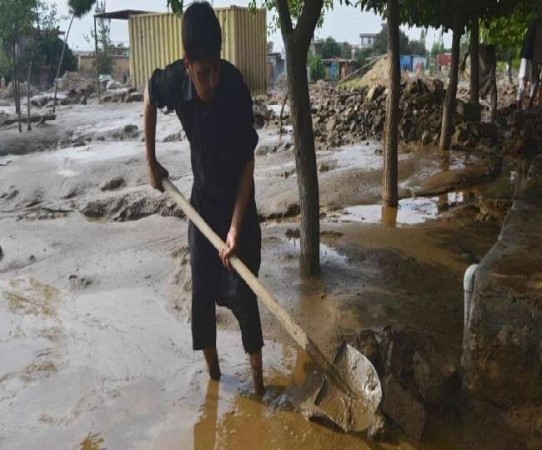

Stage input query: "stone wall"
[{"left": 463, "top": 154, "right": 542, "bottom": 409}]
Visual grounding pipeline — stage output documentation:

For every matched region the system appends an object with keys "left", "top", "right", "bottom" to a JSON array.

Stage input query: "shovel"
[{"left": 162, "top": 179, "right": 381, "bottom": 431}]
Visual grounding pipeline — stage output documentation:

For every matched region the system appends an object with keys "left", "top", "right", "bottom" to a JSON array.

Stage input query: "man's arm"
[
  {"left": 144, "top": 84, "right": 169, "bottom": 191},
  {"left": 220, "top": 159, "right": 254, "bottom": 271}
]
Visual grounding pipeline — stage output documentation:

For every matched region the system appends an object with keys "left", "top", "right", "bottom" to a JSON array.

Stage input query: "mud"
[{"left": 0, "top": 101, "right": 509, "bottom": 449}]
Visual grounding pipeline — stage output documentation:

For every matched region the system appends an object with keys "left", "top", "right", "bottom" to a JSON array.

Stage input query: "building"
[
  {"left": 74, "top": 49, "right": 130, "bottom": 82},
  {"left": 359, "top": 33, "right": 377, "bottom": 49},
  {"left": 267, "top": 52, "right": 285, "bottom": 85}
]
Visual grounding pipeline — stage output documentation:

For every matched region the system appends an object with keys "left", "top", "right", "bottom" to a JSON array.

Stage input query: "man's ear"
[{"left": 183, "top": 57, "right": 192, "bottom": 78}]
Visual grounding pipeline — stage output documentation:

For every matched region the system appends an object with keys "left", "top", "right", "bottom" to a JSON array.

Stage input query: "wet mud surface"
[{"left": 0, "top": 102, "right": 505, "bottom": 449}]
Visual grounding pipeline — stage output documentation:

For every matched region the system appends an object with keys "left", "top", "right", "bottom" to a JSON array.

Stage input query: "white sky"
[{"left": 47, "top": 0, "right": 453, "bottom": 52}]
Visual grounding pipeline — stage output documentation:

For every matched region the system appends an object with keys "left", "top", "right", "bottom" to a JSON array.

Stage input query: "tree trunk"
[
  {"left": 27, "top": 53, "right": 33, "bottom": 131},
  {"left": 439, "top": 20, "right": 462, "bottom": 151},
  {"left": 94, "top": 16, "right": 101, "bottom": 103},
  {"left": 53, "top": 13, "right": 75, "bottom": 114},
  {"left": 276, "top": 0, "right": 323, "bottom": 276},
  {"left": 285, "top": 39, "right": 320, "bottom": 276},
  {"left": 279, "top": 91, "right": 288, "bottom": 135},
  {"left": 382, "top": 0, "right": 400, "bottom": 207},
  {"left": 12, "top": 44, "right": 21, "bottom": 133},
  {"left": 469, "top": 16, "right": 480, "bottom": 110}
]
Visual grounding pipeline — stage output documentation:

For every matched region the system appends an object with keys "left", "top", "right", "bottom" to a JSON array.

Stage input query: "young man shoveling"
[{"left": 143, "top": 1, "right": 264, "bottom": 395}]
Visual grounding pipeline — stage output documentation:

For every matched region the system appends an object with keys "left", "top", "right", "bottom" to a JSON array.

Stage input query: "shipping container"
[
  {"left": 436, "top": 53, "right": 452, "bottom": 68},
  {"left": 400, "top": 54, "right": 413, "bottom": 72},
  {"left": 128, "top": 6, "right": 267, "bottom": 95}
]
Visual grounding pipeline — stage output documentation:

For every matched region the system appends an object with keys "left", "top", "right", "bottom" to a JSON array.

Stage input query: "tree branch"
[
  {"left": 276, "top": 0, "right": 293, "bottom": 38},
  {"left": 294, "top": 0, "right": 325, "bottom": 50}
]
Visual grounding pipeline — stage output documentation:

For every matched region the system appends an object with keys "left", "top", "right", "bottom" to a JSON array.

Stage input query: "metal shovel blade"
[{"left": 299, "top": 342, "right": 382, "bottom": 432}]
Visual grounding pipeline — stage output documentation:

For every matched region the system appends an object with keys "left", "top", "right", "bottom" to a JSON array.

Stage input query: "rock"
[
  {"left": 277, "top": 141, "right": 292, "bottom": 152},
  {"left": 0, "top": 245, "right": 3, "bottom": 261},
  {"left": 412, "top": 352, "right": 459, "bottom": 407},
  {"left": 382, "top": 375, "right": 427, "bottom": 441},
  {"left": 68, "top": 274, "right": 93, "bottom": 290},
  {"left": 457, "top": 101, "right": 481, "bottom": 122},
  {"left": 367, "top": 410, "right": 391, "bottom": 442},
  {"left": 112, "top": 124, "right": 139, "bottom": 140},
  {"left": 255, "top": 145, "right": 277, "bottom": 156},
  {"left": 163, "top": 131, "right": 184, "bottom": 142},
  {"left": 127, "top": 91, "right": 143, "bottom": 102},
  {"left": 99, "top": 176, "right": 125, "bottom": 191},
  {"left": 80, "top": 95, "right": 87, "bottom": 105},
  {"left": 421, "top": 130, "right": 432, "bottom": 145},
  {"left": 28, "top": 255, "right": 36, "bottom": 262},
  {"left": 106, "top": 80, "right": 124, "bottom": 90},
  {"left": 326, "top": 118, "right": 338, "bottom": 132},
  {"left": 318, "top": 163, "right": 330, "bottom": 172},
  {"left": 285, "top": 228, "right": 300, "bottom": 239}
]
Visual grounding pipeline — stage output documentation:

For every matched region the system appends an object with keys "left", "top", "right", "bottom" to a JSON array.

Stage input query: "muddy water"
[{"left": 0, "top": 103, "right": 505, "bottom": 449}]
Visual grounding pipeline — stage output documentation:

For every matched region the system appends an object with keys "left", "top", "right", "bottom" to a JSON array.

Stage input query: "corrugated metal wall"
[{"left": 129, "top": 7, "right": 267, "bottom": 95}]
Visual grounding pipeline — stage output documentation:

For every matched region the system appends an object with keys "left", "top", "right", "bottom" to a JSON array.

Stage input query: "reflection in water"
[
  {"left": 381, "top": 206, "right": 398, "bottom": 228},
  {"left": 193, "top": 380, "right": 219, "bottom": 450}
]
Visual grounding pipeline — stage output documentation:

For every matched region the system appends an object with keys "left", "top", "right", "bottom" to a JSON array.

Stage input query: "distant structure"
[
  {"left": 74, "top": 45, "right": 130, "bottom": 82},
  {"left": 359, "top": 33, "right": 377, "bottom": 49}
]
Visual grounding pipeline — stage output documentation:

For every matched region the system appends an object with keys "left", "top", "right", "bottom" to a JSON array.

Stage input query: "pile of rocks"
[
  {"left": 305, "top": 79, "right": 445, "bottom": 149},
  {"left": 57, "top": 71, "right": 96, "bottom": 96}
]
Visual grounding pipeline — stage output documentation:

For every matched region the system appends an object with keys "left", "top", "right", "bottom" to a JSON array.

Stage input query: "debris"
[
  {"left": 99, "top": 176, "right": 125, "bottom": 191},
  {"left": 382, "top": 374, "right": 427, "bottom": 441}
]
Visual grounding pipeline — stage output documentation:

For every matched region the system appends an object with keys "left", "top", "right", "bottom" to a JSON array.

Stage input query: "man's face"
[{"left": 185, "top": 57, "right": 221, "bottom": 103}]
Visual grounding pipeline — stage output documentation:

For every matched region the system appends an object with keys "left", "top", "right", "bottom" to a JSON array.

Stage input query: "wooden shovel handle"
[{"left": 162, "top": 179, "right": 353, "bottom": 395}]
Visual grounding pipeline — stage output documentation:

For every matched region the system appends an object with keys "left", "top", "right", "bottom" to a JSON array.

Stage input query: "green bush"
[{"left": 308, "top": 54, "right": 325, "bottom": 82}]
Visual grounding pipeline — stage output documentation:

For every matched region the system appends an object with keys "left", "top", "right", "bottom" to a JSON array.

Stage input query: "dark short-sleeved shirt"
[{"left": 148, "top": 59, "right": 258, "bottom": 225}]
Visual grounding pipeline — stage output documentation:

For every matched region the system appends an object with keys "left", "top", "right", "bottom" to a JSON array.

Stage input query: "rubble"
[
  {"left": 56, "top": 71, "right": 96, "bottom": 96},
  {"left": 0, "top": 81, "right": 40, "bottom": 100},
  {"left": 270, "top": 79, "right": 446, "bottom": 149},
  {"left": 344, "top": 327, "right": 461, "bottom": 442}
]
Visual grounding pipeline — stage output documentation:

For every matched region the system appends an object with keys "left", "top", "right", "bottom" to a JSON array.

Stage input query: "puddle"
[{"left": 337, "top": 193, "right": 468, "bottom": 226}]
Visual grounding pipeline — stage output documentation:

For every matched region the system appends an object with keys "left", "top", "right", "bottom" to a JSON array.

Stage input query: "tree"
[
  {"left": 93, "top": 1, "right": 113, "bottom": 75},
  {"left": 52, "top": 0, "right": 96, "bottom": 113},
  {"left": 268, "top": 0, "right": 327, "bottom": 275},
  {"left": 357, "top": 0, "right": 400, "bottom": 207},
  {"left": 382, "top": 0, "right": 400, "bottom": 207},
  {"left": 0, "top": 0, "right": 38, "bottom": 132},
  {"left": 371, "top": 23, "right": 409, "bottom": 55},
  {"left": 321, "top": 36, "right": 342, "bottom": 58},
  {"left": 430, "top": 40, "right": 445, "bottom": 57},
  {"left": 308, "top": 53, "right": 325, "bottom": 80},
  {"left": 407, "top": 39, "right": 427, "bottom": 56}
]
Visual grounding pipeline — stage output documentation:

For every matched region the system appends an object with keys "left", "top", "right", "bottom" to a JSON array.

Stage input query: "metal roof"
[{"left": 94, "top": 10, "right": 153, "bottom": 20}]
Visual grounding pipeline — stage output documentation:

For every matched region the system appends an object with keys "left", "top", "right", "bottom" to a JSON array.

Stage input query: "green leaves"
[
  {"left": 67, "top": 0, "right": 96, "bottom": 18},
  {"left": 167, "top": 0, "right": 184, "bottom": 14}
]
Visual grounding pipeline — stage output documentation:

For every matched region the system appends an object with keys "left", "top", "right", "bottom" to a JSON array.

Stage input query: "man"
[
  {"left": 143, "top": 1, "right": 264, "bottom": 395},
  {"left": 517, "top": 19, "right": 539, "bottom": 109}
]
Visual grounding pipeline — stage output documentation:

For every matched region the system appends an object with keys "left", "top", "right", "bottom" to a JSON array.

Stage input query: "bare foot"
[{"left": 203, "top": 347, "right": 221, "bottom": 381}]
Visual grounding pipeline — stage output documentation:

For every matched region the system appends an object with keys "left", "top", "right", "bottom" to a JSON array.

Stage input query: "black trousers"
[{"left": 188, "top": 215, "right": 263, "bottom": 354}]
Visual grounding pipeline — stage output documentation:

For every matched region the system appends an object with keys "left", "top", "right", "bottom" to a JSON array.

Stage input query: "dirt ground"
[{"left": 0, "top": 99, "right": 506, "bottom": 449}]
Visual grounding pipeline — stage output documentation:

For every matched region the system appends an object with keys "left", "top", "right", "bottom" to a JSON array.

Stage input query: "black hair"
[{"left": 182, "top": 1, "right": 222, "bottom": 61}]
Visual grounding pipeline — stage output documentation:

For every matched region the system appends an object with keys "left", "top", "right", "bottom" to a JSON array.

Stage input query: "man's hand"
[
  {"left": 219, "top": 227, "right": 238, "bottom": 272},
  {"left": 147, "top": 160, "right": 169, "bottom": 192}
]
